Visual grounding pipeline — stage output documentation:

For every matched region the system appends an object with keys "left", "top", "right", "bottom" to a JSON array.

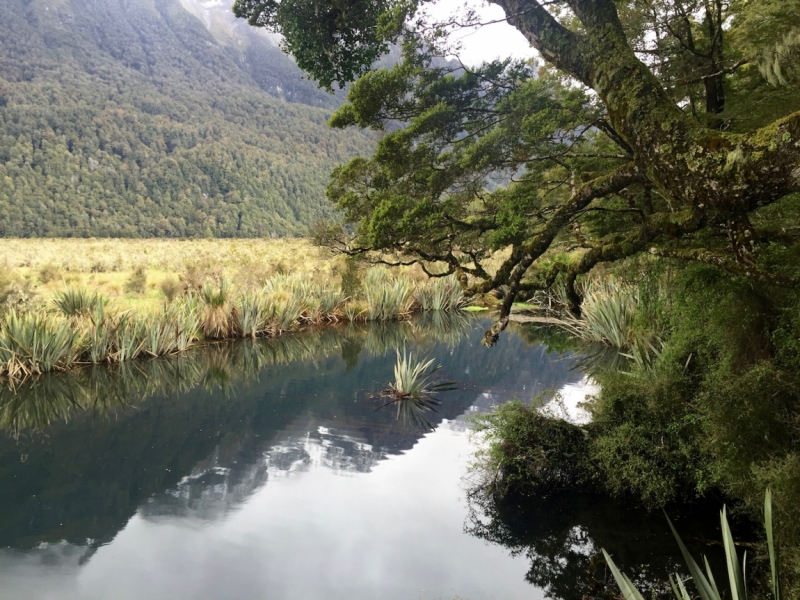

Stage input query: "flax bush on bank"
[{"left": 0, "top": 268, "right": 467, "bottom": 384}]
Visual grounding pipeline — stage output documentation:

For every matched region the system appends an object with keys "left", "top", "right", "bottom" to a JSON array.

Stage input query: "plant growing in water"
[{"left": 378, "top": 348, "right": 456, "bottom": 429}]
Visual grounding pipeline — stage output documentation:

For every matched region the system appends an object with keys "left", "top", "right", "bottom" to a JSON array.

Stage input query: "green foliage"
[
  {"left": 470, "top": 399, "right": 598, "bottom": 498},
  {"left": 0, "top": 0, "right": 373, "bottom": 238},
  {"left": 414, "top": 275, "right": 466, "bottom": 311},
  {"left": 52, "top": 287, "right": 109, "bottom": 318},
  {"left": 587, "top": 369, "right": 712, "bottom": 508},
  {"left": 364, "top": 268, "right": 414, "bottom": 321},
  {"left": 0, "top": 310, "right": 80, "bottom": 378},
  {"left": 124, "top": 268, "right": 148, "bottom": 296},
  {"left": 389, "top": 347, "right": 452, "bottom": 398},
  {"left": 381, "top": 347, "right": 456, "bottom": 429},
  {"left": 604, "top": 489, "right": 782, "bottom": 600},
  {"left": 233, "top": 0, "right": 404, "bottom": 91}
]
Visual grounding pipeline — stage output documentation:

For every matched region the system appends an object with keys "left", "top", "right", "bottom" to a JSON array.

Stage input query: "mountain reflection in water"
[{"left": 0, "top": 315, "right": 720, "bottom": 600}]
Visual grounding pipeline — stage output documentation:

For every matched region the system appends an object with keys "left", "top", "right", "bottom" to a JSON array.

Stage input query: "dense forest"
[{"left": 0, "top": 0, "right": 374, "bottom": 238}]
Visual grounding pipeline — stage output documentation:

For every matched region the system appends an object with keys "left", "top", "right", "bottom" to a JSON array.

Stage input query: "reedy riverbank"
[
  {"left": 0, "top": 311, "right": 475, "bottom": 434},
  {"left": 0, "top": 270, "right": 466, "bottom": 385}
]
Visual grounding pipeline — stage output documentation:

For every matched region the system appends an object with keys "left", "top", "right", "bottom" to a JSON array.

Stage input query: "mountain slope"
[{"left": 0, "top": 0, "right": 372, "bottom": 237}]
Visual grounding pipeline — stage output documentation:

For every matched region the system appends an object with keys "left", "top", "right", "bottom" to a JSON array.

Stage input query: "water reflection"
[
  {"left": 0, "top": 317, "right": 578, "bottom": 550},
  {"left": 464, "top": 486, "right": 724, "bottom": 600},
  {"left": 3, "top": 315, "right": 704, "bottom": 600}
]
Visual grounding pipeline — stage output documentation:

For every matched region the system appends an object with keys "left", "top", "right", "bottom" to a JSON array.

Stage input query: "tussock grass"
[
  {"left": 414, "top": 274, "right": 467, "bottom": 312},
  {"left": 364, "top": 269, "right": 415, "bottom": 321},
  {"left": 0, "top": 268, "right": 464, "bottom": 383},
  {"left": 53, "top": 287, "right": 108, "bottom": 317},
  {"left": 377, "top": 347, "right": 457, "bottom": 429},
  {"left": 553, "top": 277, "right": 663, "bottom": 375}
]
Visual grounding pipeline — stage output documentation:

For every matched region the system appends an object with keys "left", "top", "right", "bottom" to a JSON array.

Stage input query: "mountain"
[{"left": 0, "top": 0, "right": 373, "bottom": 238}]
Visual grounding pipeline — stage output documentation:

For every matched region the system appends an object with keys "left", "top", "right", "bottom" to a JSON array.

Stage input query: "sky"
[{"left": 427, "top": 0, "right": 539, "bottom": 66}]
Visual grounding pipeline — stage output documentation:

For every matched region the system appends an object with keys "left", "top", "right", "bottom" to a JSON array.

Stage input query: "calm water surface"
[{"left": 0, "top": 316, "right": 717, "bottom": 599}]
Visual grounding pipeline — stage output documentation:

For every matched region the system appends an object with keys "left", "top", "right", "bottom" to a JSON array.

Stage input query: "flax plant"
[
  {"left": 364, "top": 269, "right": 414, "bottom": 321},
  {"left": 52, "top": 287, "right": 109, "bottom": 318},
  {"left": 604, "top": 489, "right": 782, "bottom": 600},
  {"left": 378, "top": 347, "right": 456, "bottom": 430},
  {"left": 234, "top": 293, "right": 268, "bottom": 339},
  {"left": 0, "top": 310, "right": 80, "bottom": 380},
  {"left": 414, "top": 275, "right": 466, "bottom": 312}
]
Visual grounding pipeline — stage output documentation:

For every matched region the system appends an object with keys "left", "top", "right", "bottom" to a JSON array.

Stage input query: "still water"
[{"left": 0, "top": 316, "right": 715, "bottom": 599}]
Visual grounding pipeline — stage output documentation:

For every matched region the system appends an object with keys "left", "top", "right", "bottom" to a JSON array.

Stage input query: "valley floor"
[{"left": 0, "top": 238, "right": 357, "bottom": 310}]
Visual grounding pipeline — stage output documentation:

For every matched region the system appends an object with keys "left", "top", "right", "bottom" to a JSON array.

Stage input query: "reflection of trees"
[
  {"left": 0, "top": 315, "right": 579, "bottom": 549},
  {"left": 464, "top": 486, "right": 722, "bottom": 600}
]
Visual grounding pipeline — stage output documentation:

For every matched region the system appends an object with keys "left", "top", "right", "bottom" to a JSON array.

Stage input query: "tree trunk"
[{"left": 491, "top": 0, "right": 800, "bottom": 219}]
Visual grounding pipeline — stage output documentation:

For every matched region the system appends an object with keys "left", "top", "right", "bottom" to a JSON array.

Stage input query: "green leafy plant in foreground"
[{"left": 604, "top": 489, "right": 781, "bottom": 600}]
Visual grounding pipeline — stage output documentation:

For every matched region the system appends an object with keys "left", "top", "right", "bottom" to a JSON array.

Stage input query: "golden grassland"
[
  {"left": 0, "top": 238, "right": 472, "bottom": 384},
  {"left": 0, "top": 238, "right": 352, "bottom": 308}
]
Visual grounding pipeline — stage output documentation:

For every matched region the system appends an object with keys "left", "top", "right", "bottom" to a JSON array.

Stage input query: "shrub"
[
  {"left": 470, "top": 399, "right": 598, "bottom": 497},
  {"left": 124, "top": 267, "right": 147, "bottom": 295},
  {"left": 160, "top": 276, "right": 182, "bottom": 302},
  {"left": 38, "top": 263, "right": 60, "bottom": 284}
]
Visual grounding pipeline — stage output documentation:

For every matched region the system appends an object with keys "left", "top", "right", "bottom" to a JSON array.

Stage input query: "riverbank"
[{"left": 0, "top": 266, "right": 467, "bottom": 385}]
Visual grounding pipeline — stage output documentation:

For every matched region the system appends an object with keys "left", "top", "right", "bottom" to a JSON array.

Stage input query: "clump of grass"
[
  {"left": 554, "top": 277, "right": 663, "bottom": 375},
  {"left": 200, "top": 279, "right": 233, "bottom": 339},
  {"left": 263, "top": 273, "right": 345, "bottom": 324},
  {"left": 562, "top": 279, "right": 638, "bottom": 348},
  {"left": 85, "top": 305, "right": 130, "bottom": 363},
  {"left": 0, "top": 310, "right": 80, "bottom": 379},
  {"left": 139, "top": 302, "right": 199, "bottom": 356},
  {"left": 159, "top": 276, "right": 182, "bottom": 302},
  {"left": 124, "top": 267, "right": 147, "bottom": 295},
  {"left": 343, "top": 300, "right": 367, "bottom": 322},
  {"left": 364, "top": 269, "right": 414, "bottom": 321},
  {"left": 377, "top": 348, "right": 457, "bottom": 429},
  {"left": 52, "top": 287, "right": 109, "bottom": 317},
  {"left": 233, "top": 293, "right": 268, "bottom": 339},
  {"left": 414, "top": 274, "right": 467, "bottom": 311}
]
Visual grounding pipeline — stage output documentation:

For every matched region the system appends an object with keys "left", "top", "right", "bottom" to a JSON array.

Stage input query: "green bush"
[
  {"left": 470, "top": 399, "right": 598, "bottom": 497},
  {"left": 124, "top": 267, "right": 147, "bottom": 295}
]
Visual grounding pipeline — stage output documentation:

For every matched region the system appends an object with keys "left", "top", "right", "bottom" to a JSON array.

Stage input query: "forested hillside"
[{"left": 0, "top": 0, "right": 373, "bottom": 237}]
